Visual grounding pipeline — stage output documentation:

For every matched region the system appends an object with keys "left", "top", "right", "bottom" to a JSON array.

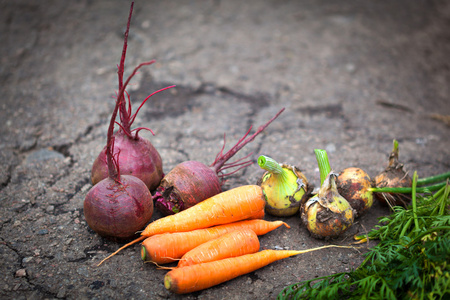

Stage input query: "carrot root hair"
[{"left": 97, "top": 235, "right": 146, "bottom": 267}]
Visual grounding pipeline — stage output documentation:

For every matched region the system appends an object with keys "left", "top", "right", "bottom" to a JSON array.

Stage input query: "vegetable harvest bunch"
[
  {"left": 98, "top": 185, "right": 356, "bottom": 294},
  {"left": 278, "top": 173, "right": 450, "bottom": 300}
]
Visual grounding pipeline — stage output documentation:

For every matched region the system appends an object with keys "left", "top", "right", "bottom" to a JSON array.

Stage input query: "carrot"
[
  {"left": 141, "top": 219, "right": 289, "bottom": 264},
  {"left": 97, "top": 185, "right": 266, "bottom": 266},
  {"left": 142, "top": 185, "right": 266, "bottom": 236},
  {"left": 248, "top": 208, "right": 265, "bottom": 220},
  {"left": 177, "top": 228, "right": 260, "bottom": 268},
  {"left": 164, "top": 245, "right": 356, "bottom": 294}
]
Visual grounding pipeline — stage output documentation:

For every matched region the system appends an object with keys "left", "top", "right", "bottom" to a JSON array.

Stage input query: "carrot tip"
[
  {"left": 164, "top": 274, "right": 172, "bottom": 290},
  {"left": 141, "top": 246, "right": 147, "bottom": 261}
]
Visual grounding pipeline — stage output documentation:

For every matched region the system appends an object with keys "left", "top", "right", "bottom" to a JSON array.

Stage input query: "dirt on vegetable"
[{"left": 1, "top": 1, "right": 449, "bottom": 299}]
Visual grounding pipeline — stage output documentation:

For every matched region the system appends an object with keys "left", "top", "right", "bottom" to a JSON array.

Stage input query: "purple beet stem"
[
  {"left": 106, "top": 2, "right": 134, "bottom": 180},
  {"left": 211, "top": 107, "right": 285, "bottom": 175}
]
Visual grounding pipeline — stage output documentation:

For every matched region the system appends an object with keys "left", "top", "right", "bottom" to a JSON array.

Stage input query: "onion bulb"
[
  {"left": 337, "top": 167, "right": 373, "bottom": 217},
  {"left": 301, "top": 172, "right": 355, "bottom": 239},
  {"left": 257, "top": 155, "right": 309, "bottom": 217},
  {"left": 374, "top": 140, "right": 412, "bottom": 207}
]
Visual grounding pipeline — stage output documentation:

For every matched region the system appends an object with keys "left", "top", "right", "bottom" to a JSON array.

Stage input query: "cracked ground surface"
[{"left": 1, "top": 0, "right": 449, "bottom": 299}]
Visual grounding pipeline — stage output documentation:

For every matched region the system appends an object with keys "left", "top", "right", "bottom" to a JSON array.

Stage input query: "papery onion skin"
[
  {"left": 301, "top": 173, "right": 354, "bottom": 239},
  {"left": 373, "top": 140, "right": 412, "bottom": 207},
  {"left": 84, "top": 175, "right": 154, "bottom": 240},
  {"left": 337, "top": 167, "right": 373, "bottom": 218},
  {"left": 302, "top": 195, "right": 354, "bottom": 239},
  {"left": 374, "top": 167, "right": 412, "bottom": 207},
  {"left": 91, "top": 130, "right": 164, "bottom": 191}
]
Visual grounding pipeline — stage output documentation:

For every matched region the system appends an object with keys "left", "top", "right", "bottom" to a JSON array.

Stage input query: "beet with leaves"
[
  {"left": 90, "top": 6, "right": 174, "bottom": 192},
  {"left": 84, "top": 3, "right": 162, "bottom": 239},
  {"left": 154, "top": 108, "right": 285, "bottom": 215}
]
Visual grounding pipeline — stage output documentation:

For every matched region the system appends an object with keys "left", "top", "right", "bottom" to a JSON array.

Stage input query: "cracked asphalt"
[{"left": 1, "top": 0, "right": 449, "bottom": 299}]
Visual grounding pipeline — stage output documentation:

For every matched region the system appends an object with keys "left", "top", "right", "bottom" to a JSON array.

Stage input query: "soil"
[{"left": 1, "top": 1, "right": 449, "bottom": 299}]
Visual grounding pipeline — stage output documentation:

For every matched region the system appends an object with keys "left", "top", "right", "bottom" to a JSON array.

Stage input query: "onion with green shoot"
[
  {"left": 372, "top": 139, "right": 450, "bottom": 209},
  {"left": 373, "top": 139, "right": 412, "bottom": 207},
  {"left": 257, "top": 155, "right": 309, "bottom": 217},
  {"left": 301, "top": 149, "right": 355, "bottom": 239}
]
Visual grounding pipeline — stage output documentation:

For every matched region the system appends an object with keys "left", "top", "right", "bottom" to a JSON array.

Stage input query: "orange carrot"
[
  {"left": 165, "top": 245, "right": 356, "bottom": 294},
  {"left": 140, "top": 219, "right": 289, "bottom": 264},
  {"left": 142, "top": 185, "right": 266, "bottom": 236},
  {"left": 177, "top": 228, "right": 259, "bottom": 268},
  {"left": 248, "top": 208, "right": 265, "bottom": 220},
  {"left": 98, "top": 185, "right": 266, "bottom": 266}
]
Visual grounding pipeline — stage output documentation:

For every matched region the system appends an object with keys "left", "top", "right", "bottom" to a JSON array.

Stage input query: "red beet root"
[
  {"left": 84, "top": 3, "right": 155, "bottom": 239},
  {"left": 154, "top": 108, "right": 285, "bottom": 215},
  {"left": 90, "top": 3, "right": 174, "bottom": 191},
  {"left": 91, "top": 130, "right": 163, "bottom": 191},
  {"left": 84, "top": 175, "right": 153, "bottom": 239}
]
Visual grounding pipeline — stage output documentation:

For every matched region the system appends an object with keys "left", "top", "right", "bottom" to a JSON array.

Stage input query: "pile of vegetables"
[
  {"left": 84, "top": 1, "right": 450, "bottom": 296},
  {"left": 98, "top": 185, "right": 354, "bottom": 293},
  {"left": 84, "top": 2, "right": 283, "bottom": 240},
  {"left": 278, "top": 173, "right": 450, "bottom": 299}
]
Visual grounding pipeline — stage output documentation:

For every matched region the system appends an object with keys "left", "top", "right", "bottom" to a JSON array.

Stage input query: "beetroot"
[
  {"left": 90, "top": 5, "right": 174, "bottom": 191},
  {"left": 84, "top": 175, "right": 153, "bottom": 239},
  {"left": 84, "top": 3, "right": 155, "bottom": 239},
  {"left": 91, "top": 130, "right": 163, "bottom": 191},
  {"left": 154, "top": 108, "right": 285, "bottom": 215}
]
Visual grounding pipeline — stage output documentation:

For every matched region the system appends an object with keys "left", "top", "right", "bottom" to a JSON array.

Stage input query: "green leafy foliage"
[{"left": 278, "top": 173, "right": 450, "bottom": 300}]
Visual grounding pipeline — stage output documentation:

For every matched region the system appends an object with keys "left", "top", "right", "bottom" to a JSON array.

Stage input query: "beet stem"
[
  {"left": 117, "top": 60, "right": 156, "bottom": 138},
  {"left": 132, "top": 127, "right": 155, "bottom": 137},
  {"left": 211, "top": 108, "right": 285, "bottom": 174},
  {"left": 218, "top": 161, "right": 254, "bottom": 178},
  {"left": 214, "top": 133, "right": 228, "bottom": 163},
  {"left": 106, "top": 2, "right": 135, "bottom": 180},
  {"left": 129, "top": 85, "right": 176, "bottom": 128},
  {"left": 117, "top": 2, "right": 134, "bottom": 135}
]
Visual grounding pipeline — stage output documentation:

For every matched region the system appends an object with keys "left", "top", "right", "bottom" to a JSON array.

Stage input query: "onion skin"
[
  {"left": 153, "top": 161, "right": 222, "bottom": 215},
  {"left": 91, "top": 130, "right": 164, "bottom": 191},
  {"left": 258, "top": 162, "right": 309, "bottom": 217},
  {"left": 337, "top": 167, "right": 373, "bottom": 218},
  {"left": 84, "top": 175, "right": 154, "bottom": 240},
  {"left": 301, "top": 173, "right": 354, "bottom": 239},
  {"left": 373, "top": 140, "right": 412, "bottom": 207},
  {"left": 374, "top": 167, "right": 412, "bottom": 207}
]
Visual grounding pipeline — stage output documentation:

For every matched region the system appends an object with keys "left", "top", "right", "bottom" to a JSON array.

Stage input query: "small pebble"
[
  {"left": 57, "top": 287, "right": 67, "bottom": 298},
  {"left": 22, "top": 257, "right": 33, "bottom": 264},
  {"left": 38, "top": 229, "right": 48, "bottom": 235},
  {"left": 15, "top": 269, "right": 27, "bottom": 277}
]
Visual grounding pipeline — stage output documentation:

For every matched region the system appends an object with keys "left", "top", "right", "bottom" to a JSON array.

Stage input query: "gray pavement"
[{"left": 1, "top": 1, "right": 449, "bottom": 299}]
